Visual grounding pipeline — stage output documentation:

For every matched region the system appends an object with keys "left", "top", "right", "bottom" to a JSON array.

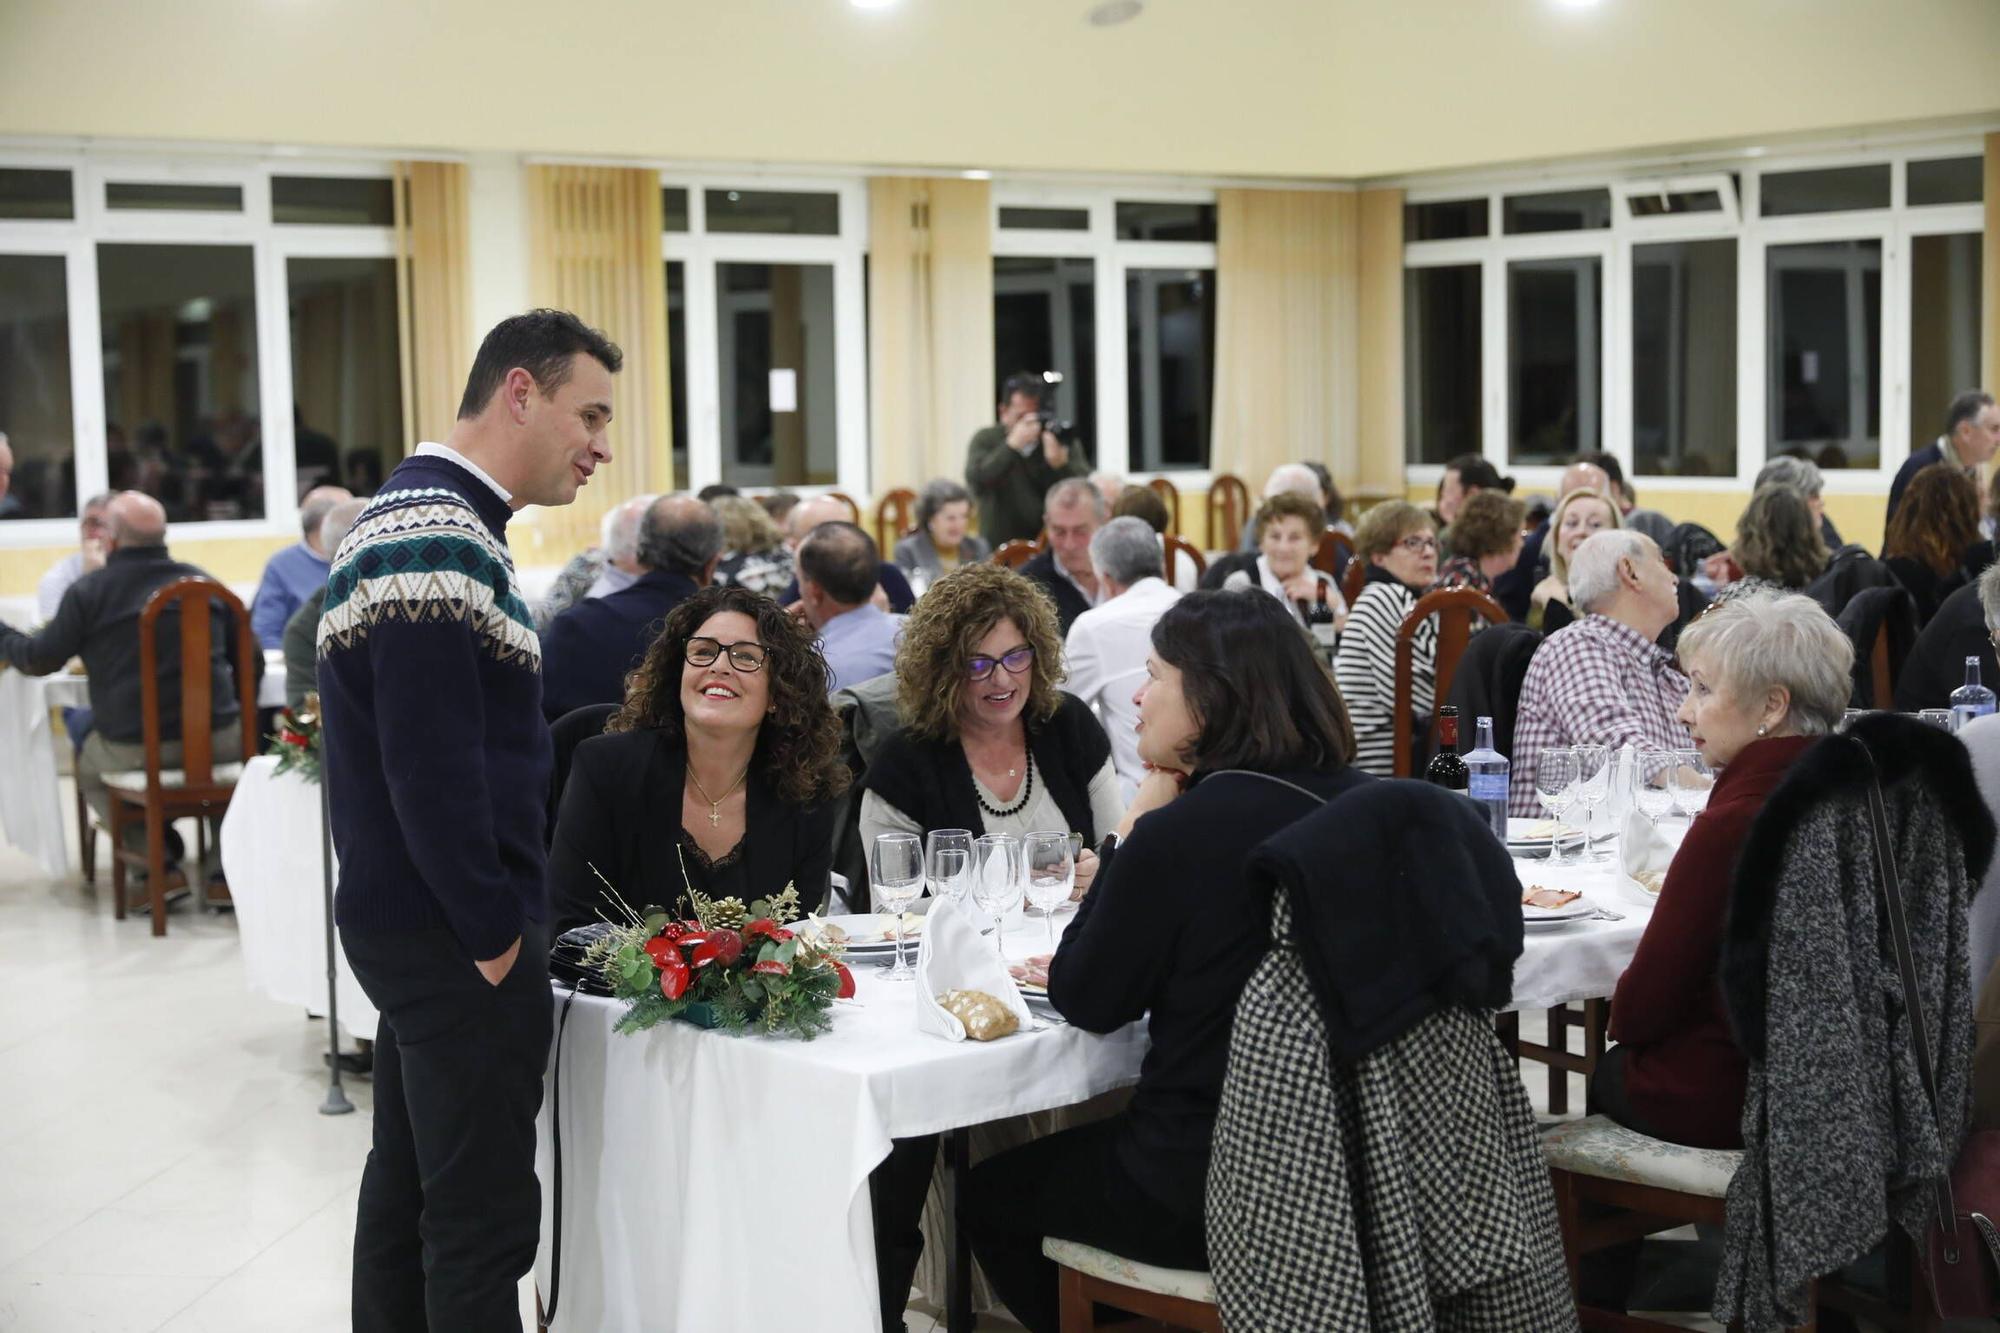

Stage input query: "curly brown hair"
[
  {"left": 893, "top": 563, "right": 1065, "bottom": 742},
  {"left": 607, "top": 584, "right": 849, "bottom": 804},
  {"left": 1734, "top": 484, "right": 1828, "bottom": 588},
  {"left": 1445, "top": 489, "right": 1527, "bottom": 562},
  {"left": 1885, "top": 463, "right": 1982, "bottom": 577},
  {"left": 1252, "top": 491, "right": 1327, "bottom": 543}
]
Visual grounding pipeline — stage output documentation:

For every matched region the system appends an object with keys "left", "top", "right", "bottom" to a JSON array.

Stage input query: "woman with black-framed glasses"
[
  {"left": 861, "top": 562, "right": 1122, "bottom": 898},
  {"left": 545, "top": 583, "right": 848, "bottom": 936},
  {"left": 1334, "top": 500, "right": 1445, "bottom": 776}
]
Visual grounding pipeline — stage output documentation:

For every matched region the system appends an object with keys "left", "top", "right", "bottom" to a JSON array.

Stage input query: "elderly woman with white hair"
[
  {"left": 892, "top": 477, "right": 992, "bottom": 590},
  {"left": 532, "top": 492, "right": 656, "bottom": 631},
  {"left": 1592, "top": 590, "right": 1852, "bottom": 1148}
]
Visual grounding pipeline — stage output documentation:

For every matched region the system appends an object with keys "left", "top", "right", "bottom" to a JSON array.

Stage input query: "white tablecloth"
[
  {"left": 535, "top": 914, "right": 1147, "bottom": 1333},
  {"left": 217, "top": 755, "right": 378, "bottom": 1040},
  {"left": 1506, "top": 825, "right": 1678, "bottom": 1012},
  {"left": 0, "top": 653, "right": 288, "bottom": 882}
]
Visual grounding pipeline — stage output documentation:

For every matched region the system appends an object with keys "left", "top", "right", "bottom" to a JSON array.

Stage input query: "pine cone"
[{"left": 706, "top": 896, "right": 749, "bottom": 929}]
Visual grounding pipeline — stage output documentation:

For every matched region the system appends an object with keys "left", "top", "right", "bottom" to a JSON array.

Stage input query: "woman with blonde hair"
[
  {"left": 709, "top": 492, "right": 794, "bottom": 598},
  {"left": 1530, "top": 487, "right": 1621, "bottom": 631}
]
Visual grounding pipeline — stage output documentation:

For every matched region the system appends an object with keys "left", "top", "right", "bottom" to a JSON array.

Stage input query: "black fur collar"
[{"left": 1721, "top": 712, "right": 1996, "bottom": 1060}]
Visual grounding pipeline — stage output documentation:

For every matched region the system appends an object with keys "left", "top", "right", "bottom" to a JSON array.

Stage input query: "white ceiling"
[{"left": 0, "top": 0, "right": 1995, "bottom": 181}]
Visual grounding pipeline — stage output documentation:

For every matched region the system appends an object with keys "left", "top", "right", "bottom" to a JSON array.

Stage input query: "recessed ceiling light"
[
  {"left": 850, "top": 0, "right": 898, "bottom": 10},
  {"left": 1550, "top": 0, "right": 1604, "bottom": 8},
  {"left": 1087, "top": 0, "right": 1143, "bottom": 27}
]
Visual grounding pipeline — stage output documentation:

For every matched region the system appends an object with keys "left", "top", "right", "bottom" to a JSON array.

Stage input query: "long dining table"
[{"left": 532, "top": 825, "right": 1665, "bottom": 1333}]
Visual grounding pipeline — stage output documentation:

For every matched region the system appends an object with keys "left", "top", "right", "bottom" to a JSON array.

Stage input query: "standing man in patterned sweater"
[{"left": 319, "top": 309, "right": 621, "bottom": 1330}]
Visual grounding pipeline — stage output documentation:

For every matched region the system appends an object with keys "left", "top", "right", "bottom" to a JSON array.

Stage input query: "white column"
[{"left": 466, "top": 153, "right": 531, "bottom": 340}]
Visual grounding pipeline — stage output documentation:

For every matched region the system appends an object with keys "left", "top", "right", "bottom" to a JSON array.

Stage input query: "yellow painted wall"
[{"left": 0, "top": 534, "right": 291, "bottom": 600}]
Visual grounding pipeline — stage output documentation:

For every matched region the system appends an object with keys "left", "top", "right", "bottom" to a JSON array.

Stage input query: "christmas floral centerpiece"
[
  {"left": 582, "top": 855, "right": 856, "bottom": 1040},
  {"left": 267, "top": 692, "right": 322, "bottom": 783}
]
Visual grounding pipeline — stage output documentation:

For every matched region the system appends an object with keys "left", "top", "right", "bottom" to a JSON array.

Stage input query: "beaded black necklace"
[{"left": 974, "top": 751, "right": 1036, "bottom": 819}]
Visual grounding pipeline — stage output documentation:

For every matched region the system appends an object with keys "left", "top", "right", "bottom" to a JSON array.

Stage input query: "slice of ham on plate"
[
  {"left": 1008, "top": 954, "right": 1053, "bottom": 993},
  {"left": 1521, "top": 885, "right": 1581, "bottom": 910}
]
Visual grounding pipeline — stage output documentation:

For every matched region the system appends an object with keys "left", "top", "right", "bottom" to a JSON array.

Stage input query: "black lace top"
[{"left": 675, "top": 825, "right": 749, "bottom": 903}]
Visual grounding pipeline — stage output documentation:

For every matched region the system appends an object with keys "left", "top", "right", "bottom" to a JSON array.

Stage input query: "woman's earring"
[{"left": 1756, "top": 724, "right": 1768, "bottom": 737}]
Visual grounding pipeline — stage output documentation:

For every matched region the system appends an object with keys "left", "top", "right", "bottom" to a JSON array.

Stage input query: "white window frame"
[
  {"left": 1400, "top": 134, "right": 1992, "bottom": 495},
  {"left": 660, "top": 173, "right": 868, "bottom": 496},
  {"left": 992, "top": 182, "right": 1220, "bottom": 485},
  {"left": 0, "top": 149, "right": 401, "bottom": 550}
]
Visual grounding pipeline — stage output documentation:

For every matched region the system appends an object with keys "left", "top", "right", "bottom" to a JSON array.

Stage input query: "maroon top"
[{"left": 1609, "top": 734, "right": 1815, "bottom": 1148}]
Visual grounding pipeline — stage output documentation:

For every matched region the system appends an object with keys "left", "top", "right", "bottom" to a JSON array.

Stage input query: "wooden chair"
[
  {"left": 1391, "top": 586, "right": 1508, "bottom": 779},
  {"left": 825, "top": 490, "right": 863, "bottom": 523},
  {"left": 1205, "top": 473, "right": 1251, "bottom": 551},
  {"left": 1313, "top": 530, "right": 1354, "bottom": 579},
  {"left": 104, "top": 577, "right": 258, "bottom": 936},
  {"left": 873, "top": 487, "right": 917, "bottom": 554},
  {"left": 1496, "top": 999, "right": 1609, "bottom": 1115},
  {"left": 1044, "top": 1238, "right": 1222, "bottom": 1333},
  {"left": 992, "top": 539, "right": 1039, "bottom": 570},
  {"left": 1146, "top": 477, "right": 1182, "bottom": 536},
  {"left": 1162, "top": 534, "right": 1206, "bottom": 586},
  {"left": 1869, "top": 618, "right": 1896, "bottom": 710}
]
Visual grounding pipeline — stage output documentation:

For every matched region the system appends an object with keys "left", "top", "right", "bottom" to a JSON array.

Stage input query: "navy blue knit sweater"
[{"left": 318, "top": 454, "right": 552, "bottom": 959}]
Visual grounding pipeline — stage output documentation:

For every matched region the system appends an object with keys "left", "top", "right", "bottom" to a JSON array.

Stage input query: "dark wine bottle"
[{"left": 1425, "top": 704, "right": 1469, "bottom": 792}]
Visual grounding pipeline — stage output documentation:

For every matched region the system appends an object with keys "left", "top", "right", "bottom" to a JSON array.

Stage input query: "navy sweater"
[{"left": 318, "top": 455, "right": 552, "bottom": 959}]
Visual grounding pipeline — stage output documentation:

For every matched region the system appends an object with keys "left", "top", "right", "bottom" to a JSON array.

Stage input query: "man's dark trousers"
[{"left": 341, "top": 920, "right": 552, "bottom": 1332}]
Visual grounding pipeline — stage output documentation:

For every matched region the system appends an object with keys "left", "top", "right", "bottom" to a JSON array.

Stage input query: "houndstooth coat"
[{"left": 1206, "top": 893, "right": 1578, "bottom": 1332}]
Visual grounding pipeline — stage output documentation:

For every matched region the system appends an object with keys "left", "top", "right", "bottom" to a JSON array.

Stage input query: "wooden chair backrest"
[
  {"left": 825, "top": 491, "right": 863, "bottom": 524},
  {"left": 1870, "top": 618, "right": 1895, "bottom": 711},
  {"left": 1206, "top": 473, "right": 1251, "bottom": 551},
  {"left": 1162, "top": 534, "right": 1207, "bottom": 585},
  {"left": 136, "top": 577, "right": 258, "bottom": 789},
  {"left": 1313, "top": 530, "right": 1354, "bottom": 578},
  {"left": 1339, "top": 551, "right": 1368, "bottom": 607},
  {"left": 1391, "top": 586, "right": 1509, "bottom": 779},
  {"left": 1147, "top": 477, "right": 1182, "bottom": 537},
  {"left": 874, "top": 488, "right": 917, "bottom": 554},
  {"left": 992, "top": 539, "right": 1039, "bottom": 570}
]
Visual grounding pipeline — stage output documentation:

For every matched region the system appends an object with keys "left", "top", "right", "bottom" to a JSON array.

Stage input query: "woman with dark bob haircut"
[
  {"left": 963, "top": 590, "right": 1363, "bottom": 1333},
  {"left": 546, "top": 583, "right": 848, "bottom": 934}
]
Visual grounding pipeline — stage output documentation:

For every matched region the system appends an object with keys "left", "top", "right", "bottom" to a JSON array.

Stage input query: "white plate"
[
  {"left": 798, "top": 913, "right": 924, "bottom": 950},
  {"left": 1522, "top": 900, "right": 1597, "bottom": 927}
]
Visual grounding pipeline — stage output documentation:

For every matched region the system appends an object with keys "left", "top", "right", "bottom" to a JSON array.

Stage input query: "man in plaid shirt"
[{"left": 1509, "top": 529, "right": 1691, "bottom": 816}]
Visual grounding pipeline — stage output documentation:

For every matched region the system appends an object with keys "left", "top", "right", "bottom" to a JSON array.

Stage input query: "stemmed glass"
[
  {"left": 1023, "top": 832, "right": 1075, "bottom": 951},
  {"left": 926, "top": 828, "right": 974, "bottom": 907},
  {"left": 1572, "top": 744, "right": 1611, "bottom": 862},
  {"left": 870, "top": 832, "right": 926, "bottom": 980},
  {"left": 1633, "top": 746, "right": 1675, "bottom": 827},
  {"left": 972, "top": 833, "right": 1024, "bottom": 960},
  {"left": 1669, "top": 750, "right": 1714, "bottom": 825},
  {"left": 1535, "top": 748, "right": 1579, "bottom": 866}
]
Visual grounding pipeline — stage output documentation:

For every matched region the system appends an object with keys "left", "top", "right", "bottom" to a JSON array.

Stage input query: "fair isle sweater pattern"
[{"left": 318, "top": 488, "right": 540, "bottom": 667}]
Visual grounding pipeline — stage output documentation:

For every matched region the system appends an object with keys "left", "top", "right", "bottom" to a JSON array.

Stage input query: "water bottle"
[
  {"left": 1950, "top": 656, "right": 1996, "bottom": 732},
  {"left": 1463, "top": 715, "right": 1510, "bottom": 840}
]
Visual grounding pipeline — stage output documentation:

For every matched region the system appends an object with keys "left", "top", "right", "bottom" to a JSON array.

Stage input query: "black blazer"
[
  {"left": 1019, "top": 550, "right": 1092, "bottom": 634},
  {"left": 539, "top": 569, "right": 699, "bottom": 721},
  {"left": 547, "top": 727, "right": 836, "bottom": 935}
]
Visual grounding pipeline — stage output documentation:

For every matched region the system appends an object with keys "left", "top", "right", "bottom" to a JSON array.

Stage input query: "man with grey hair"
[
  {"left": 1508, "top": 529, "right": 1691, "bottom": 816},
  {"left": 1065, "top": 516, "right": 1179, "bottom": 802},
  {"left": 1894, "top": 562, "right": 2000, "bottom": 713},
  {"left": 36, "top": 491, "right": 116, "bottom": 621},
  {"left": 1887, "top": 389, "right": 2000, "bottom": 536},
  {"left": 540, "top": 493, "right": 722, "bottom": 719},
  {"left": 777, "top": 493, "right": 914, "bottom": 612},
  {"left": 1236, "top": 463, "right": 1324, "bottom": 552},
  {"left": 281, "top": 497, "right": 369, "bottom": 708},
  {"left": 533, "top": 493, "right": 657, "bottom": 631},
  {"left": 249, "top": 483, "right": 354, "bottom": 648},
  {"left": 1020, "top": 476, "right": 1107, "bottom": 633},
  {"left": 0, "top": 491, "right": 256, "bottom": 899}
]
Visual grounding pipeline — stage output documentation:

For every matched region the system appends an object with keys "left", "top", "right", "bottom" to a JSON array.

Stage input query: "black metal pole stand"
[{"left": 318, "top": 771, "right": 353, "bottom": 1116}]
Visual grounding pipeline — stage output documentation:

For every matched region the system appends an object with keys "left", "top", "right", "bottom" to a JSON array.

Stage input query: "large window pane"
[
  {"left": 1909, "top": 233, "right": 1982, "bottom": 452},
  {"left": 1766, "top": 239, "right": 1881, "bottom": 469},
  {"left": 286, "top": 257, "right": 401, "bottom": 498},
  {"left": 667, "top": 260, "right": 688, "bottom": 485},
  {"left": 704, "top": 189, "right": 839, "bottom": 236},
  {"left": 1631, "top": 239, "right": 1737, "bottom": 478},
  {"left": 1759, "top": 164, "right": 1890, "bottom": 217},
  {"left": 1507, "top": 256, "right": 1601, "bottom": 466},
  {"left": 97, "top": 243, "right": 263, "bottom": 522},
  {"left": 662, "top": 188, "right": 689, "bottom": 233},
  {"left": 716, "top": 262, "right": 837, "bottom": 487},
  {"left": 0, "top": 255, "right": 76, "bottom": 519},
  {"left": 1125, "top": 268, "right": 1215, "bottom": 471},
  {"left": 1404, "top": 264, "right": 1481, "bottom": 465},
  {"left": 999, "top": 207, "right": 1089, "bottom": 232},
  {"left": 994, "top": 256, "right": 1097, "bottom": 456}
]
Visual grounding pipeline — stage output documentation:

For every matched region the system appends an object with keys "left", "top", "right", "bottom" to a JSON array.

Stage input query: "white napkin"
[
  {"left": 1619, "top": 808, "right": 1674, "bottom": 896},
  {"left": 914, "top": 898, "right": 1032, "bottom": 1041}
]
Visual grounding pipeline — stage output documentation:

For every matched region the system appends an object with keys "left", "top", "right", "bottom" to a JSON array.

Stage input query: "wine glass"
[
  {"left": 1571, "top": 744, "right": 1611, "bottom": 862},
  {"left": 1535, "top": 748, "right": 1578, "bottom": 866},
  {"left": 972, "top": 833, "right": 1024, "bottom": 959},
  {"left": 1633, "top": 746, "right": 1675, "bottom": 827},
  {"left": 1023, "top": 831, "right": 1075, "bottom": 951},
  {"left": 870, "top": 832, "right": 925, "bottom": 981},
  {"left": 926, "top": 828, "right": 974, "bottom": 906},
  {"left": 1668, "top": 750, "right": 1714, "bottom": 825}
]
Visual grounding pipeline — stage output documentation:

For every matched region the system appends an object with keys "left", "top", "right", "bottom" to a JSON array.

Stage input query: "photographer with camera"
[{"left": 965, "top": 371, "right": 1091, "bottom": 547}]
